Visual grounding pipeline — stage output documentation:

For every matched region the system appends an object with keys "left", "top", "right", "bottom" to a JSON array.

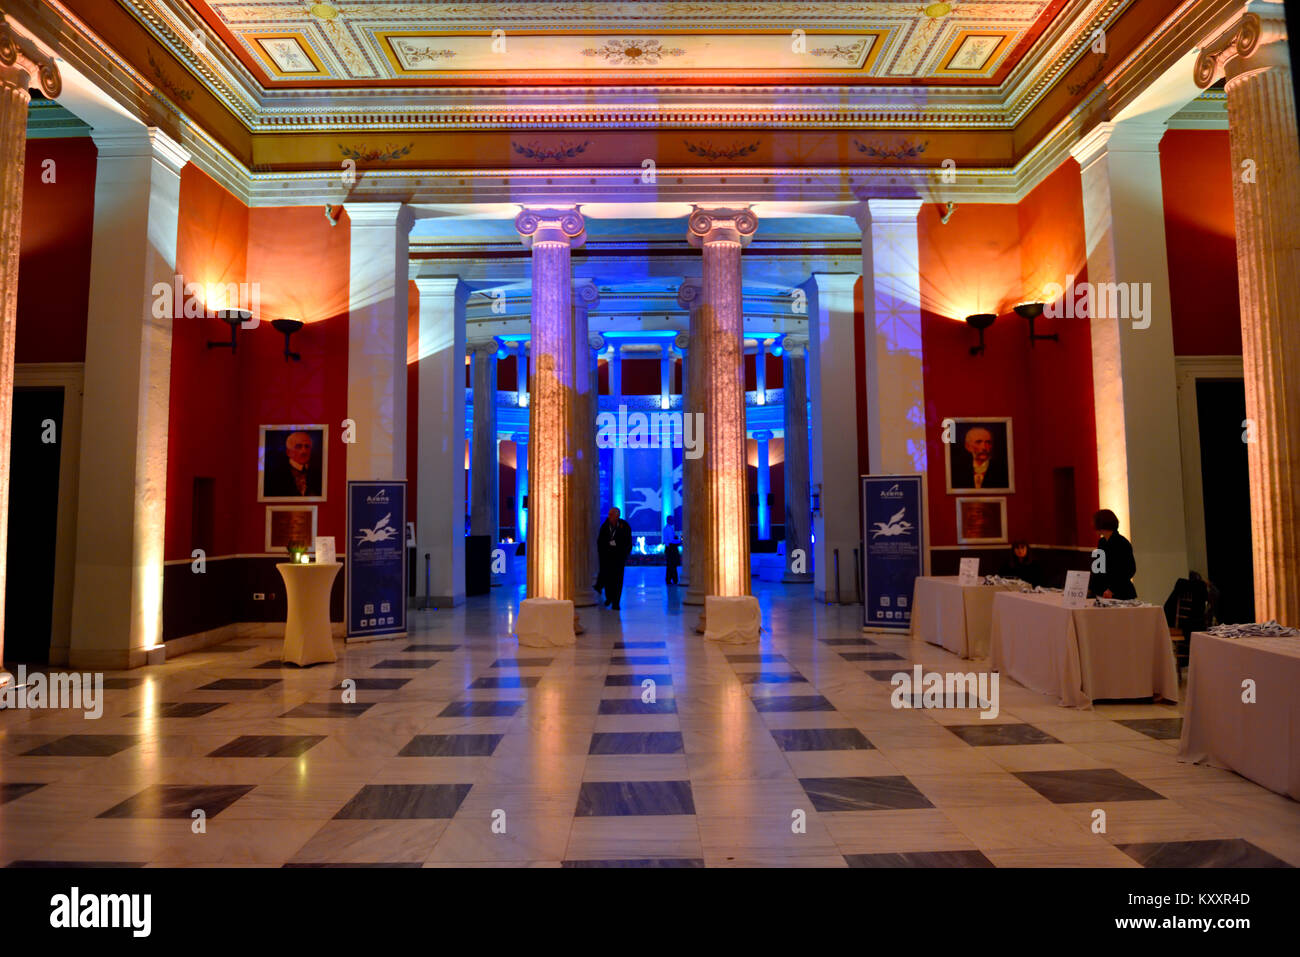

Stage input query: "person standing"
[
  {"left": 596, "top": 507, "right": 633, "bottom": 610},
  {"left": 664, "top": 523, "right": 681, "bottom": 586},
  {"left": 1089, "top": 508, "right": 1137, "bottom": 599}
]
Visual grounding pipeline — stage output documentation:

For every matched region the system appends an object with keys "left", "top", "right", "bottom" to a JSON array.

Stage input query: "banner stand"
[
  {"left": 346, "top": 480, "right": 408, "bottom": 642},
  {"left": 861, "top": 474, "right": 928, "bottom": 634}
]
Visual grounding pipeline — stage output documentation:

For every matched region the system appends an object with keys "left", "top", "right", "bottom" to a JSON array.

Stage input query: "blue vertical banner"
[
  {"left": 347, "top": 480, "right": 407, "bottom": 640},
  {"left": 861, "top": 475, "right": 926, "bottom": 632}
]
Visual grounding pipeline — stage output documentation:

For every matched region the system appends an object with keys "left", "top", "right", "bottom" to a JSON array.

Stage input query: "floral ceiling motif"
[{"left": 581, "top": 39, "right": 686, "bottom": 65}]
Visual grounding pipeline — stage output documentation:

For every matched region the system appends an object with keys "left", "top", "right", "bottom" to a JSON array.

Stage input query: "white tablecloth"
[
  {"left": 911, "top": 576, "right": 1015, "bottom": 658},
  {"left": 277, "top": 562, "right": 340, "bottom": 666},
  {"left": 1178, "top": 631, "right": 1300, "bottom": 800},
  {"left": 515, "top": 597, "right": 576, "bottom": 647},
  {"left": 703, "top": 595, "right": 761, "bottom": 644},
  {"left": 989, "top": 591, "right": 1179, "bottom": 708}
]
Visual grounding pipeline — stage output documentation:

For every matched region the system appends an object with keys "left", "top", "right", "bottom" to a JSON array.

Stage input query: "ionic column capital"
[
  {"left": 782, "top": 335, "right": 809, "bottom": 358},
  {"left": 468, "top": 338, "right": 500, "bottom": 356},
  {"left": 753, "top": 430, "right": 774, "bottom": 442},
  {"left": 687, "top": 206, "right": 757, "bottom": 248},
  {"left": 512, "top": 431, "right": 529, "bottom": 446},
  {"left": 1195, "top": 2, "right": 1291, "bottom": 89},
  {"left": 516, "top": 206, "right": 586, "bottom": 249},
  {"left": 673, "top": 331, "right": 690, "bottom": 353},
  {"left": 588, "top": 332, "right": 606, "bottom": 354},
  {"left": 676, "top": 277, "right": 703, "bottom": 309},
  {"left": 0, "top": 21, "right": 60, "bottom": 97},
  {"left": 573, "top": 278, "right": 600, "bottom": 309}
]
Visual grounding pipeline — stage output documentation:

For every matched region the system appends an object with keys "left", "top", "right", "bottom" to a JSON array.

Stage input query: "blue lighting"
[
  {"left": 603, "top": 330, "right": 678, "bottom": 339},
  {"left": 496, "top": 333, "right": 531, "bottom": 342}
]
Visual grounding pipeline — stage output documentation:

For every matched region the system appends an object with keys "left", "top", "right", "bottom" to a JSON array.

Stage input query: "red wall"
[
  {"left": 17, "top": 137, "right": 97, "bottom": 363},
  {"left": 165, "top": 164, "right": 248, "bottom": 559},
  {"left": 1160, "top": 129, "right": 1242, "bottom": 355}
]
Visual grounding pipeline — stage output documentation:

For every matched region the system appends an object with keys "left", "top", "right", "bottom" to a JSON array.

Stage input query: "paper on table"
[
  {"left": 1063, "top": 570, "right": 1090, "bottom": 608},
  {"left": 958, "top": 557, "right": 980, "bottom": 587},
  {"left": 314, "top": 536, "right": 336, "bottom": 564}
]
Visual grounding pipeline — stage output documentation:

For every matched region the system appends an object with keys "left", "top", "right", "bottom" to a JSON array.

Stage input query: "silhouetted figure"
[
  {"left": 664, "top": 524, "right": 681, "bottom": 585},
  {"left": 997, "top": 539, "right": 1042, "bottom": 587},
  {"left": 1089, "top": 508, "right": 1137, "bottom": 599},
  {"left": 596, "top": 507, "right": 633, "bottom": 610}
]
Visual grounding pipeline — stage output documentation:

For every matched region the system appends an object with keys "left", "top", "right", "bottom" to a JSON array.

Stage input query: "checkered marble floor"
[{"left": 1, "top": 568, "right": 1296, "bottom": 868}]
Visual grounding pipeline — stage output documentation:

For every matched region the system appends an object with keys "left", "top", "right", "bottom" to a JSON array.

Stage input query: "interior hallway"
[{"left": 1, "top": 567, "right": 1295, "bottom": 868}]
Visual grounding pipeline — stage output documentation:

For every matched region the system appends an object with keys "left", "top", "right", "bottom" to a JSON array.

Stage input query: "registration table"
[
  {"left": 1178, "top": 632, "right": 1300, "bottom": 800},
  {"left": 277, "top": 561, "right": 341, "bottom": 666},
  {"left": 911, "top": 576, "right": 1016, "bottom": 658},
  {"left": 989, "top": 591, "right": 1179, "bottom": 708}
]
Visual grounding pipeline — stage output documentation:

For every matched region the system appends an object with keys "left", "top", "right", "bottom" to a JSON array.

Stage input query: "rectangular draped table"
[
  {"left": 911, "top": 576, "right": 1015, "bottom": 658},
  {"left": 989, "top": 591, "right": 1179, "bottom": 708},
  {"left": 1178, "top": 631, "right": 1300, "bottom": 800}
]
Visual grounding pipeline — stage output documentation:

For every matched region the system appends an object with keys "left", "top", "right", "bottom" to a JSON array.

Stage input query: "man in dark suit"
[
  {"left": 264, "top": 430, "right": 323, "bottom": 498},
  {"left": 1089, "top": 508, "right": 1138, "bottom": 599},
  {"left": 950, "top": 425, "right": 1009, "bottom": 490},
  {"left": 596, "top": 506, "right": 633, "bottom": 610}
]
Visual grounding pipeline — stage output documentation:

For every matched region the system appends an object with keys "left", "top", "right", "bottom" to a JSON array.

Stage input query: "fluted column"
[
  {"left": 678, "top": 283, "right": 707, "bottom": 605},
  {"left": 754, "top": 429, "right": 773, "bottom": 540},
  {"left": 781, "top": 336, "right": 814, "bottom": 583},
  {"left": 468, "top": 338, "right": 500, "bottom": 541},
  {"left": 1196, "top": 1, "right": 1300, "bottom": 623},
  {"left": 688, "top": 206, "right": 761, "bottom": 643},
  {"left": 513, "top": 431, "right": 529, "bottom": 547},
  {"left": 514, "top": 207, "right": 585, "bottom": 645},
  {"left": 0, "top": 24, "right": 58, "bottom": 685},
  {"left": 588, "top": 332, "right": 605, "bottom": 585},
  {"left": 570, "top": 279, "right": 600, "bottom": 607}
]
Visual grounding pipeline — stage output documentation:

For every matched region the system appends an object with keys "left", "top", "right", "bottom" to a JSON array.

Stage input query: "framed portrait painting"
[
  {"left": 955, "top": 497, "right": 1008, "bottom": 545},
  {"left": 944, "top": 417, "right": 1014, "bottom": 493},
  {"left": 259, "top": 424, "right": 328, "bottom": 502},
  {"left": 265, "top": 505, "right": 317, "bottom": 552}
]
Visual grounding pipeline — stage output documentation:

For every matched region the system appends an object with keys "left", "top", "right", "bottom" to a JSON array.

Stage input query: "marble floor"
[{"left": 1, "top": 568, "right": 1296, "bottom": 868}]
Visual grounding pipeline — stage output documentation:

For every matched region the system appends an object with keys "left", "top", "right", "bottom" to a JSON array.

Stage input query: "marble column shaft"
[
  {"left": 678, "top": 285, "right": 707, "bottom": 605},
  {"left": 1197, "top": 3, "right": 1300, "bottom": 622},
  {"left": 469, "top": 339, "right": 499, "bottom": 540},
  {"left": 517, "top": 208, "right": 584, "bottom": 602},
  {"left": 0, "top": 27, "right": 58, "bottom": 682},
  {"left": 781, "top": 337, "right": 814, "bottom": 583},
  {"left": 688, "top": 207, "right": 756, "bottom": 598},
  {"left": 570, "top": 280, "right": 599, "bottom": 606}
]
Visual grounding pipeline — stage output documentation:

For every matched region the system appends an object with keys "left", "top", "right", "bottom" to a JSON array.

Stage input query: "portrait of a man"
[
  {"left": 259, "top": 425, "right": 327, "bottom": 501},
  {"left": 945, "top": 418, "right": 1013, "bottom": 493}
]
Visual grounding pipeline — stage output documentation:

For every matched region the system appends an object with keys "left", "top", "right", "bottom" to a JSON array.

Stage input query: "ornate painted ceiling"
[{"left": 187, "top": 0, "right": 1071, "bottom": 87}]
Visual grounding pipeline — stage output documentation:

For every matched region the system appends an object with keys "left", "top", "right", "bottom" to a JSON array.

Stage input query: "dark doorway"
[
  {"left": 4, "top": 387, "right": 65, "bottom": 664},
  {"left": 1195, "top": 379, "right": 1254, "bottom": 623}
]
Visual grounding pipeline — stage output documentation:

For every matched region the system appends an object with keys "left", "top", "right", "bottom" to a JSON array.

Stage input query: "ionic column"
[
  {"left": 0, "top": 26, "right": 58, "bottom": 684},
  {"left": 678, "top": 282, "right": 707, "bottom": 605},
  {"left": 588, "top": 332, "right": 605, "bottom": 582},
  {"left": 514, "top": 207, "right": 585, "bottom": 645},
  {"left": 807, "top": 272, "right": 862, "bottom": 603},
  {"left": 687, "top": 206, "right": 761, "bottom": 642},
  {"left": 513, "top": 431, "right": 529, "bottom": 548},
  {"left": 754, "top": 429, "right": 773, "bottom": 540},
  {"left": 413, "top": 275, "right": 468, "bottom": 607},
  {"left": 659, "top": 342, "right": 676, "bottom": 539},
  {"left": 570, "top": 279, "right": 599, "bottom": 607},
  {"left": 468, "top": 338, "right": 500, "bottom": 541},
  {"left": 1070, "top": 119, "right": 1187, "bottom": 601},
  {"left": 345, "top": 203, "right": 414, "bottom": 481},
  {"left": 69, "top": 126, "right": 188, "bottom": 669},
  {"left": 1195, "top": 1, "right": 1300, "bottom": 622},
  {"left": 781, "top": 336, "right": 814, "bottom": 583},
  {"left": 608, "top": 343, "right": 624, "bottom": 513}
]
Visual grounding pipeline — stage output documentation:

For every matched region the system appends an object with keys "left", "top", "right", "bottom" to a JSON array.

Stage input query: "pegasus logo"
[
  {"left": 871, "top": 507, "right": 914, "bottom": 538},
  {"left": 626, "top": 465, "right": 683, "bottom": 519},
  {"left": 356, "top": 512, "right": 399, "bottom": 544}
]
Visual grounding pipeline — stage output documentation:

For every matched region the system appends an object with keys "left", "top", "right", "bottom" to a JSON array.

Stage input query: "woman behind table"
[
  {"left": 998, "top": 539, "right": 1042, "bottom": 587},
  {"left": 1089, "top": 508, "right": 1137, "bottom": 599}
]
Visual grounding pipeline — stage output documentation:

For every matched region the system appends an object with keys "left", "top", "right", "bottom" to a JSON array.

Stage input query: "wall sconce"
[
  {"left": 271, "top": 318, "right": 303, "bottom": 361},
  {"left": 1014, "top": 301, "right": 1057, "bottom": 347},
  {"left": 207, "top": 309, "right": 250, "bottom": 353},
  {"left": 964, "top": 313, "right": 996, "bottom": 356}
]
